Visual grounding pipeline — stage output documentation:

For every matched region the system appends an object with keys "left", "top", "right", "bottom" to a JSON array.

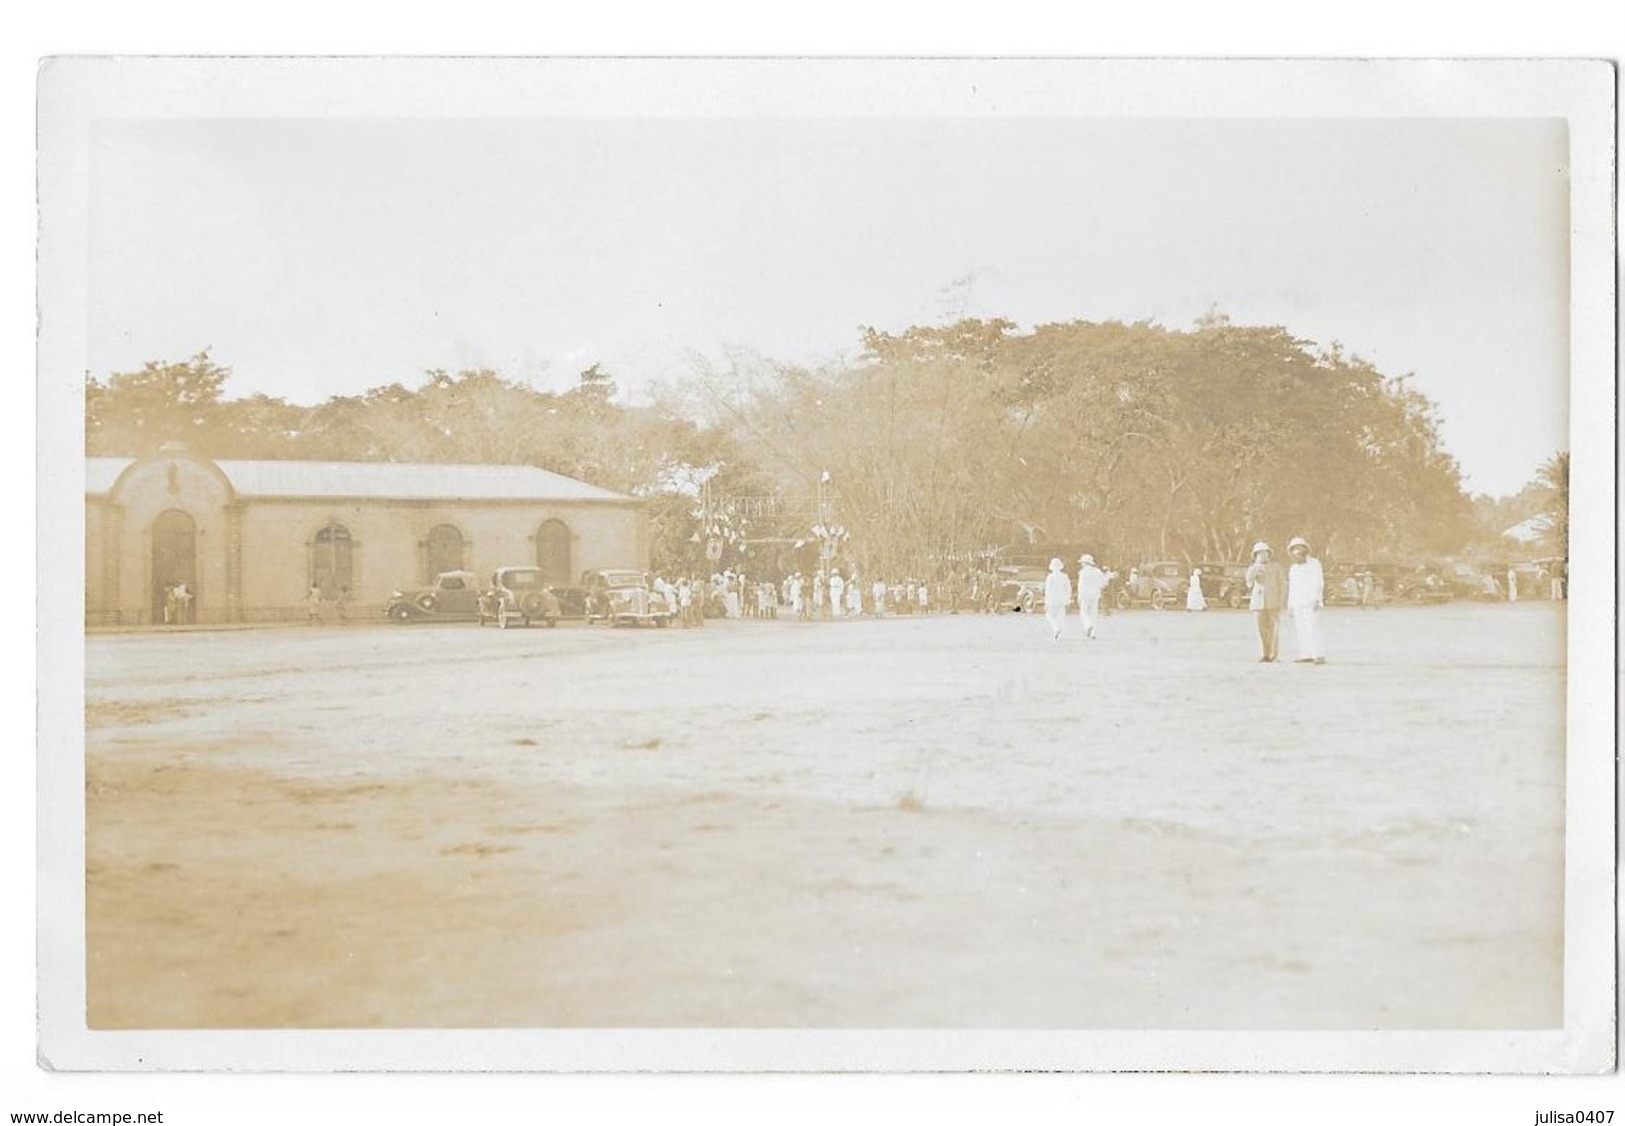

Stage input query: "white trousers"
[
  {"left": 1291, "top": 605, "right": 1323, "bottom": 659},
  {"left": 1078, "top": 597, "right": 1100, "bottom": 635},
  {"left": 1044, "top": 604, "right": 1067, "bottom": 636}
]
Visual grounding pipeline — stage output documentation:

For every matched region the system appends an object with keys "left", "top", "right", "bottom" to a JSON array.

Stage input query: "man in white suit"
[
  {"left": 1076, "top": 554, "right": 1108, "bottom": 640},
  {"left": 1043, "top": 558, "right": 1071, "bottom": 641},
  {"left": 1286, "top": 536, "right": 1326, "bottom": 664}
]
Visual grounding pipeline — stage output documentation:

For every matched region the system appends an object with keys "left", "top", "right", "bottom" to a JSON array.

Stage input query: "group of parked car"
[
  {"left": 384, "top": 567, "right": 676, "bottom": 629},
  {"left": 1323, "top": 559, "right": 1561, "bottom": 605},
  {"left": 991, "top": 556, "right": 1563, "bottom": 613}
]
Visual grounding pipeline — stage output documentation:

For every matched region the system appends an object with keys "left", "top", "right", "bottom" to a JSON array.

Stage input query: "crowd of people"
[
  {"left": 159, "top": 582, "right": 195, "bottom": 625},
  {"left": 647, "top": 567, "right": 967, "bottom": 626}
]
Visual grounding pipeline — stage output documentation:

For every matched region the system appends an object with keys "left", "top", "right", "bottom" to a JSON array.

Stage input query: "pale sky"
[{"left": 87, "top": 117, "right": 1569, "bottom": 496}]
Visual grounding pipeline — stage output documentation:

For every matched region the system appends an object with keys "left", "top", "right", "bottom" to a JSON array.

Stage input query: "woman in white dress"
[
  {"left": 1187, "top": 568, "right": 1207, "bottom": 612},
  {"left": 829, "top": 570, "right": 846, "bottom": 618},
  {"left": 847, "top": 573, "right": 862, "bottom": 616}
]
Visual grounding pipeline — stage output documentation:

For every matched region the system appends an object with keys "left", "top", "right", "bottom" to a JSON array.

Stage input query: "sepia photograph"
[{"left": 35, "top": 56, "right": 1614, "bottom": 1076}]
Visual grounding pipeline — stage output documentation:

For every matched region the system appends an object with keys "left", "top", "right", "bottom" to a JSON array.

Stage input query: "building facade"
[{"left": 86, "top": 445, "right": 650, "bottom": 626}]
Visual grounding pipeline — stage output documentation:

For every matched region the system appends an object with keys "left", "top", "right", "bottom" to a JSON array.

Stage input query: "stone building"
[{"left": 85, "top": 444, "right": 649, "bottom": 626}]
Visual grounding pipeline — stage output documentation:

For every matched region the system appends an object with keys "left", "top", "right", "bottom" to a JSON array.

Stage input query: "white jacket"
[
  {"left": 1044, "top": 571, "right": 1072, "bottom": 608},
  {"left": 1287, "top": 557, "right": 1325, "bottom": 609},
  {"left": 1076, "top": 564, "right": 1108, "bottom": 600}
]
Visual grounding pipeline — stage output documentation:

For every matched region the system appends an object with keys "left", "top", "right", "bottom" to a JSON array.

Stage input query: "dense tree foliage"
[
  {"left": 1533, "top": 451, "right": 1569, "bottom": 556},
  {"left": 86, "top": 314, "right": 1526, "bottom": 576},
  {"left": 692, "top": 319, "right": 1479, "bottom": 573}
]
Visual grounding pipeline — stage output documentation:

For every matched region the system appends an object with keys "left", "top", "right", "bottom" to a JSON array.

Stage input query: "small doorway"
[
  {"left": 151, "top": 509, "right": 197, "bottom": 624},
  {"left": 425, "top": 524, "right": 465, "bottom": 581},
  {"left": 536, "top": 519, "right": 571, "bottom": 585},
  {"left": 312, "top": 523, "right": 353, "bottom": 599}
]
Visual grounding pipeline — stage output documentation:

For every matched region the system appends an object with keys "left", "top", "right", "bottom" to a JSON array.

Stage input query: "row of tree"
[{"left": 83, "top": 317, "right": 1569, "bottom": 576}]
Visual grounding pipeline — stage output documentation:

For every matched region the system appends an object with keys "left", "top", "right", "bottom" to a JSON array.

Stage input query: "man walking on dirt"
[
  {"left": 1043, "top": 558, "right": 1071, "bottom": 641},
  {"left": 1076, "top": 554, "right": 1108, "bottom": 639},
  {"left": 1245, "top": 541, "right": 1286, "bottom": 662}
]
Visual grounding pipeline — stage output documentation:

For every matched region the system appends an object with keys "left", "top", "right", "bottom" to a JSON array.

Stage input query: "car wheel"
[
  {"left": 546, "top": 617, "right": 558, "bottom": 628},
  {"left": 1151, "top": 589, "right": 1168, "bottom": 611},
  {"left": 389, "top": 604, "right": 412, "bottom": 622},
  {"left": 1114, "top": 590, "right": 1130, "bottom": 610}
]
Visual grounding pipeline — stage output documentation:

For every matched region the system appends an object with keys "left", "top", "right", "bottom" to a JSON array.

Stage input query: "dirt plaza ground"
[{"left": 83, "top": 599, "right": 1566, "bottom": 1029}]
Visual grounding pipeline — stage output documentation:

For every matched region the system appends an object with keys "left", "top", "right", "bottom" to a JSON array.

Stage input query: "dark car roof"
[{"left": 590, "top": 569, "right": 648, "bottom": 587}]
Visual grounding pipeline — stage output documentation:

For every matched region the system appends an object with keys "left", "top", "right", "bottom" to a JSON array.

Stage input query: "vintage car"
[
  {"left": 1115, "top": 560, "right": 1184, "bottom": 610},
  {"left": 384, "top": 570, "right": 483, "bottom": 622},
  {"left": 478, "top": 566, "right": 561, "bottom": 629},
  {"left": 1194, "top": 562, "right": 1249, "bottom": 608},
  {"left": 581, "top": 568, "right": 675, "bottom": 627},
  {"left": 1436, "top": 561, "right": 1501, "bottom": 601},
  {"left": 1326, "top": 562, "right": 1385, "bottom": 606},
  {"left": 991, "top": 565, "right": 1051, "bottom": 613},
  {"left": 1401, "top": 565, "right": 1456, "bottom": 604},
  {"left": 546, "top": 583, "right": 597, "bottom": 620}
]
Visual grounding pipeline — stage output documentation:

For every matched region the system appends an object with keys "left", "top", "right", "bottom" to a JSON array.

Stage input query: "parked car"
[
  {"left": 478, "top": 566, "right": 561, "bottom": 629},
  {"left": 1115, "top": 560, "right": 1184, "bottom": 610},
  {"left": 1326, "top": 562, "right": 1407, "bottom": 606},
  {"left": 582, "top": 568, "right": 675, "bottom": 627},
  {"left": 1401, "top": 565, "right": 1456, "bottom": 604},
  {"left": 1327, "top": 562, "right": 1382, "bottom": 605},
  {"left": 384, "top": 570, "right": 483, "bottom": 622},
  {"left": 1194, "top": 562, "right": 1249, "bottom": 608},
  {"left": 992, "top": 565, "right": 1050, "bottom": 613},
  {"left": 1437, "top": 561, "right": 1501, "bottom": 601},
  {"left": 547, "top": 583, "right": 597, "bottom": 620}
]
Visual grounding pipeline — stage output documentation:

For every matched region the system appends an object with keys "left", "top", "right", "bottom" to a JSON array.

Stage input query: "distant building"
[
  {"left": 1501, "top": 515, "right": 1548, "bottom": 547},
  {"left": 85, "top": 444, "right": 649, "bottom": 626}
]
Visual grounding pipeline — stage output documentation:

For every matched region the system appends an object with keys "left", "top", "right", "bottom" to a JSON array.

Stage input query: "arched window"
[
  {"left": 151, "top": 509, "right": 197, "bottom": 624},
  {"left": 536, "top": 519, "right": 571, "bottom": 585},
  {"left": 425, "top": 524, "right": 465, "bottom": 580},
  {"left": 311, "top": 524, "right": 353, "bottom": 599}
]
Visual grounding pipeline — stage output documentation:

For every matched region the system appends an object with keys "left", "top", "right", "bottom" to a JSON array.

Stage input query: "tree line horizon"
[{"left": 84, "top": 315, "right": 1569, "bottom": 578}]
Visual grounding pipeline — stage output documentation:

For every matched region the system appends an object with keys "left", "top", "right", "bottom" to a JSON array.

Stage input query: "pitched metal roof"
[{"left": 85, "top": 456, "right": 637, "bottom": 503}]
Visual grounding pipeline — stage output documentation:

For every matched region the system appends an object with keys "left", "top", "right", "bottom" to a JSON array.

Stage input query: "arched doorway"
[
  {"left": 311, "top": 523, "right": 353, "bottom": 599},
  {"left": 425, "top": 524, "right": 465, "bottom": 580},
  {"left": 535, "top": 519, "right": 571, "bottom": 585},
  {"left": 151, "top": 509, "right": 196, "bottom": 624}
]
